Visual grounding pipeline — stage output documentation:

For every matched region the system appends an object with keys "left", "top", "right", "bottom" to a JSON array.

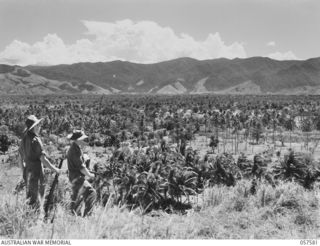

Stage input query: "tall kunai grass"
[{"left": 1, "top": 175, "right": 319, "bottom": 239}]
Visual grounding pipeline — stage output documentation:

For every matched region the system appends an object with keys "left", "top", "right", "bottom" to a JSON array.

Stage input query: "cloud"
[
  {"left": 0, "top": 34, "right": 108, "bottom": 66},
  {"left": 268, "top": 51, "right": 298, "bottom": 60},
  {"left": 0, "top": 19, "right": 246, "bottom": 66},
  {"left": 267, "top": 41, "right": 276, "bottom": 47}
]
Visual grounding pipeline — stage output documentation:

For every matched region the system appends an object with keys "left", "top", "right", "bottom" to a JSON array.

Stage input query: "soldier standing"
[
  {"left": 67, "top": 130, "right": 96, "bottom": 217},
  {"left": 19, "top": 115, "right": 61, "bottom": 210}
]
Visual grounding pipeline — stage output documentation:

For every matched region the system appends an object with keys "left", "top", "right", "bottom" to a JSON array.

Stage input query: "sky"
[{"left": 0, "top": 0, "right": 319, "bottom": 66}]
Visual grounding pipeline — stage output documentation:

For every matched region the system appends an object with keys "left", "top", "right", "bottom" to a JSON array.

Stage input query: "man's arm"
[
  {"left": 80, "top": 167, "right": 95, "bottom": 179},
  {"left": 40, "top": 155, "right": 61, "bottom": 174},
  {"left": 18, "top": 152, "right": 25, "bottom": 173},
  {"left": 33, "top": 136, "right": 61, "bottom": 174},
  {"left": 18, "top": 144, "right": 26, "bottom": 178}
]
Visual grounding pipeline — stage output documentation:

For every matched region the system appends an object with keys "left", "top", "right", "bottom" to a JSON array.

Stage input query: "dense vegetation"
[{"left": 0, "top": 94, "right": 319, "bottom": 239}]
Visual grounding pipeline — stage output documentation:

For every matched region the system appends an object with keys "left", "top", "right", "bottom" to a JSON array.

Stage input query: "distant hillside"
[
  {"left": 0, "top": 66, "right": 111, "bottom": 95},
  {"left": 0, "top": 57, "right": 320, "bottom": 95}
]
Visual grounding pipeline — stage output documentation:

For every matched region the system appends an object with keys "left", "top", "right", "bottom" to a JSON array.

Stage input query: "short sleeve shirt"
[
  {"left": 67, "top": 142, "right": 86, "bottom": 182},
  {"left": 19, "top": 131, "right": 46, "bottom": 173}
]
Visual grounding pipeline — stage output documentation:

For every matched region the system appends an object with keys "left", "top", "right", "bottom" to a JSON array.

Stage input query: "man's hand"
[
  {"left": 55, "top": 169, "right": 63, "bottom": 175},
  {"left": 88, "top": 172, "right": 95, "bottom": 179},
  {"left": 80, "top": 167, "right": 95, "bottom": 179}
]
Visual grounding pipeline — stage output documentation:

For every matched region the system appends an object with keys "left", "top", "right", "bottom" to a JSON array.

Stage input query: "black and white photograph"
[{"left": 0, "top": 0, "right": 319, "bottom": 241}]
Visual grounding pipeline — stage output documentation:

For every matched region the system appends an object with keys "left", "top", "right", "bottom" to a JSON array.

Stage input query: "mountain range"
[{"left": 1, "top": 56, "right": 320, "bottom": 95}]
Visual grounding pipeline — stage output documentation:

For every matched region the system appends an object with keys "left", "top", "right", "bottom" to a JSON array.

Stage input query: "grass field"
[
  {"left": 0, "top": 165, "right": 319, "bottom": 239},
  {"left": 0, "top": 131, "right": 320, "bottom": 239}
]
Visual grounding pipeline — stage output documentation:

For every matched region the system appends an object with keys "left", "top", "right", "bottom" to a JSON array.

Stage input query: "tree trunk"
[
  {"left": 224, "top": 128, "right": 227, "bottom": 153},
  {"left": 289, "top": 130, "right": 292, "bottom": 148},
  {"left": 236, "top": 131, "right": 239, "bottom": 154},
  {"left": 245, "top": 132, "right": 248, "bottom": 152}
]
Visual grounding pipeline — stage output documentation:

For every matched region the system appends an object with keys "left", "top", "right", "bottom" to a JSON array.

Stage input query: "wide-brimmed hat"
[
  {"left": 67, "top": 130, "right": 88, "bottom": 141},
  {"left": 25, "top": 115, "right": 43, "bottom": 131}
]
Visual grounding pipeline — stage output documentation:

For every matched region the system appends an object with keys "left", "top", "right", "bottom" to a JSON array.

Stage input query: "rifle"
[{"left": 44, "top": 158, "right": 64, "bottom": 221}]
